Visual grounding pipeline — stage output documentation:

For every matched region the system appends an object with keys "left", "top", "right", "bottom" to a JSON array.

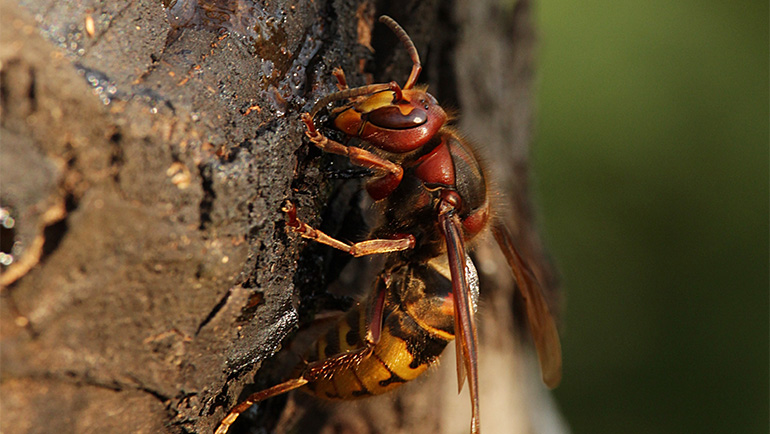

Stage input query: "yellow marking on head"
[{"left": 357, "top": 91, "right": 396, "bottom": 113}]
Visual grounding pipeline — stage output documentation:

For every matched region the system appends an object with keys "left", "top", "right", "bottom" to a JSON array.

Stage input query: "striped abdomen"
[{"left": 305, "top": 262, "right": 456, "bottom": 400}]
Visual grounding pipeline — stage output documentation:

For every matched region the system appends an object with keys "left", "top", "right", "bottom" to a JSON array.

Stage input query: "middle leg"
[{"left": 282, "top": 200, "right": 415, "bottom": 257}]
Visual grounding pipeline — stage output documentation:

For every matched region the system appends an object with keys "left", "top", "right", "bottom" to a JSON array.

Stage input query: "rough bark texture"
[{"left": 0, "top": 0, "right": 564, "bottom": 433}]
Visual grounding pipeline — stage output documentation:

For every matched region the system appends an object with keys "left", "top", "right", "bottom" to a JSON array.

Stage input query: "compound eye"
[{"left": 367, "top": 106, "right": 428, "bottom": 130}]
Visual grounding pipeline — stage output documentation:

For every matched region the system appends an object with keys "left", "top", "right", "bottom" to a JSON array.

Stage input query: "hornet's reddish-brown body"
[{"left": 217, "top": 16, "right": 561, "bottom": 434}]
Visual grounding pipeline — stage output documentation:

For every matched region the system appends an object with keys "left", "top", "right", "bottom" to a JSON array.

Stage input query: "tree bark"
[{"left": 0, "top": 0, "right": 565, "bottom": 433}]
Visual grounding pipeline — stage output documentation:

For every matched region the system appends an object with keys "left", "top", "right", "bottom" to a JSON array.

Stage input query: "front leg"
[
  {"left": 300, "top": 113, "right": 404, "bottom": 200},
  {"left": 300, "top": 113, "right": 404, "bottom": 182},
  {"left": 282, "top": 201, "right": 415, "bottom": 257}
]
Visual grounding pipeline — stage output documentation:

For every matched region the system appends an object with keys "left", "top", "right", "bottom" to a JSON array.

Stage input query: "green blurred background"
[{"left": 532, "top": 1, "right": 768, "bottom": 433}]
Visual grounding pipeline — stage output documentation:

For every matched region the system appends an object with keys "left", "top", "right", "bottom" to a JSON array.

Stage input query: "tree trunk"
[{"left": 0, "top": 0, "right": 565, "bottom": 433}]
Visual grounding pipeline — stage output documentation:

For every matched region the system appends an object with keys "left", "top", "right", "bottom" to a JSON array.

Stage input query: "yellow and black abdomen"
[{"left": 306, "top": 262, "right": 456, "bottom": 400}]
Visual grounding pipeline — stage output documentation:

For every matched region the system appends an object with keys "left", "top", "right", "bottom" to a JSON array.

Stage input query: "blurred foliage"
[{"left": 532, "top": 1, "right": 768, "bottom": 433}]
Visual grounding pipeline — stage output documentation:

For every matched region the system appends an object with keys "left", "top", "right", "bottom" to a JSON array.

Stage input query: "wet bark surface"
[{"left": 0, "top": 0, "right": 562, "bottom": 433}]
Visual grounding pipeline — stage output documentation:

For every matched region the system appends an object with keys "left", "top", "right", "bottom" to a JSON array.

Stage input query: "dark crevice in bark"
[
  {"left": 198, "top": 162, "right": 215, "bottom": 230},
  {"left": 196, "top": 288, "right": 233, "bottom": 336}
]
